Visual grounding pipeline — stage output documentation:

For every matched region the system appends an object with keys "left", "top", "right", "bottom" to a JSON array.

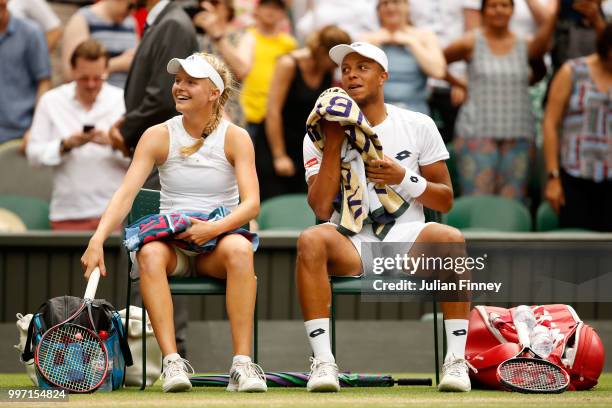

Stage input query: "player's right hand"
[
  {"left": 545, "top": 177, "right": 565, "bottom": 214},
  {"left": 81, "top": 240, "right": 107, "bottom": 279}
]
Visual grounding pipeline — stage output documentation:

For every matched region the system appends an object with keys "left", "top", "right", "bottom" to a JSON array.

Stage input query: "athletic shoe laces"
[
  {"left": 235, "top": 361, "right": 266, "bottom": 381},
  {"left": 309, "top": 357, "right": 338, "bottom": 378},
  {"left": 162, "top": 358, "right": 194, "bottom": 379},
  {"left": 443, "top": 358, "right": 477, "bottom": 377}
]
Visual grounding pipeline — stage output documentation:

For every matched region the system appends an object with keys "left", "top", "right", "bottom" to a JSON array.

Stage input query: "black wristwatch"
[{"left": 547, "top": 169, "right": 560, "bottom": 179}]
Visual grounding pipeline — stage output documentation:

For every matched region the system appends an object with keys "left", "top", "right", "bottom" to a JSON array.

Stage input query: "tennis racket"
[
  {"left": 496, "top": 320, "right": 570, "bottom": 394},
  {"left": 35, "top": 267, "right": 108, "bottom": 393}
]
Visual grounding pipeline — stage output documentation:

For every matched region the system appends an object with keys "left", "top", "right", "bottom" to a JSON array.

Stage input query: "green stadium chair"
[
  {"left": 536, "top": 201, "right": 559, "bottom": 232},
  {"left": 443, "top": 195, "right": 532, "bottom": 232},
  {"left": 125, "top": 189, "right": 258, "bottom": 389},
  {"left": 0, "top": 194, "right": 50, "bottom": 230},
  {"left": 329, "top": 209, "right": 443, "bottom": 385},
  {"left": 330, "top": 276, "right": 441, "bottom": 384},
  {"left": 536, "top": 201, "right": 593, "bottom": 233},
  {"left": 0, "top": 140, "right": 53, "bottom": 201},
  {"left": 258, "top": 194, "right": 315, "bottom": 230}
]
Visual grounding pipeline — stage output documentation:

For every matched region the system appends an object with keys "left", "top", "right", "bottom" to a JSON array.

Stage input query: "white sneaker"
[
  {"left": 307, "top": 357, "right": 340, "bottom": 392},
  {"left": 226, "top": 361, "right": 267, "bottom": 392},
  {"left": 161, "top": 357, "right": 194, "bottom": 393},
  {"left": 438, "top": 355, "right": 475, "bottom": 392}
]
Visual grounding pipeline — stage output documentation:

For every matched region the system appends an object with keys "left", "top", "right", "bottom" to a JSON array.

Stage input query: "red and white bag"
[{"left": 465, "top": 305, "right": 605, "bottom": 391}]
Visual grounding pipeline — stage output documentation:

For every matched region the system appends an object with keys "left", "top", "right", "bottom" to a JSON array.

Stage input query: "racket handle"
[
  {"left": 84, "top": 267, "right": 101, "bottom": 300},
  {"left": 396, "top": 378, "right": 433, "bottom": 386}
]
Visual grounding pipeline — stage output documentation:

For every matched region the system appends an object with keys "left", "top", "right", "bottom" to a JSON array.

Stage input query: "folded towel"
[
  {"left": 306, "top": 87, "right": 409, "bottom": 239},
  {"left": 124, "top": 207, "right": 258, "bottom": 253}
]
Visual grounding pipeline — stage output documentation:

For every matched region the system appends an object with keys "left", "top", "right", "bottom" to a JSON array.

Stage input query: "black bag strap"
[{"left": 21, "top": 318, "right": 36, "bottom": 362}]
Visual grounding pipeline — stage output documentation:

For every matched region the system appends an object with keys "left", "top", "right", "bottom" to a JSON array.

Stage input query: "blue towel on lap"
[{"left": 123, "top": 207, "right": 258, "bottom": 253}]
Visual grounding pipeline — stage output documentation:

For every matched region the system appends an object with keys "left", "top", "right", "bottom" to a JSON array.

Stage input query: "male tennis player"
[{"left": 299, "top": 42, "right": 472, "bottom": 392}]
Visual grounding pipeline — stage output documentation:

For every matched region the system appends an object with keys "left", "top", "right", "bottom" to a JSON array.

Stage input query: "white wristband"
[{"left": 398, "top": 168, "right": 427, "bottom": 198}]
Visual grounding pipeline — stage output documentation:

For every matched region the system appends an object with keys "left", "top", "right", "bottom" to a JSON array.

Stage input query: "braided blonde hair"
[{"left": 180, "top": 53, "right": 235, "bottom": 156}]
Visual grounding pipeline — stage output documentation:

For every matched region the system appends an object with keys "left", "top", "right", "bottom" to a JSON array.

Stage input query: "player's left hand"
[
  {"left": 175, "top": 218, "right": 222, "bottom": 246},
  {"left": 366, "top": 155, "right": 406, "bottom": 185}
]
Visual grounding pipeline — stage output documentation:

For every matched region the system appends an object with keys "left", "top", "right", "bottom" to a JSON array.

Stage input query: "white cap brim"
[
  {"left": 329, "top": 42, "right": 388, "bottom": 72},
  {"left": 167, "top": 56, "right": 225, "bottom": 93}
]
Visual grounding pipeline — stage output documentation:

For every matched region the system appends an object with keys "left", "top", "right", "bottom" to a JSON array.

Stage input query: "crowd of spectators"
[{"left": 0, "top": 0, "right": 611, "bottom": 232}]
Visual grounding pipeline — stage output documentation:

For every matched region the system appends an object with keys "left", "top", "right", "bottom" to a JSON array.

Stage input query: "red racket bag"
[{"left": 465, "top": 305, "right": 604, "bottom": 390}]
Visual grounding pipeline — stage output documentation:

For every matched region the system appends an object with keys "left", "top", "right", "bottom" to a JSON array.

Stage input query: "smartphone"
[{"left": 83, "top": 125, "right": 95, "bottom": 133}]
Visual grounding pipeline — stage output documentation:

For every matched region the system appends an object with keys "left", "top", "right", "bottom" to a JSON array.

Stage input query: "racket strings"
[
  {"left": 499, "top": 359, "right": 568, "bottom": 392},
  {"left": 37, "top": 324, "right": 107, "bottom": 392}
]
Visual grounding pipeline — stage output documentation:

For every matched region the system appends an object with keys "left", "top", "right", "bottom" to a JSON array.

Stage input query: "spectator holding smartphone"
[{"left": 26, "top": 40, "right": 129, "bottom": 230}]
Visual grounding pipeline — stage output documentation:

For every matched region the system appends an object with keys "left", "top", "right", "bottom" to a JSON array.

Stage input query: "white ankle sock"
[
  {"left": 444, "top": 319, "right": 468, "bottom": 362},
  {"left": 304, "top": 318, "right": 335, "bottom": 363},
  {"left": 232, "top": 355, "right": 251, "bottom": 365},
  {"left": 163, "top": 352, "right": 181, "bottom": 368}
]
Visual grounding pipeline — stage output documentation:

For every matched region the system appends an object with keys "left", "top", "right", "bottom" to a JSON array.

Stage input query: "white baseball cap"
[
  {"left": 167, "top": 54, "right": 225, "bottom": 93},
  {"left": 329, "top": 42, "right": 388, "bottom": 72}
]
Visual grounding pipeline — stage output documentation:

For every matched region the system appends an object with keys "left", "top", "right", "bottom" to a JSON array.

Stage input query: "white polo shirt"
[
  {"left": 303, "top": 103, "right": 449, "bottom": 227},
  {"left": 26, "top": 82, "right": 129, "bottom": 221}
]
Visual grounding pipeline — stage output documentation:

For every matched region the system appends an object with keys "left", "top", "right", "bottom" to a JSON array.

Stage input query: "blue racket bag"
[{"left": 21, "top": 296, "right": 133, "bottom": 392}]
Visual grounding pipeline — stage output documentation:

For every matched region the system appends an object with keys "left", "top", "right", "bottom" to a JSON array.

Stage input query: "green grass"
[{"left": 1, "top": 373, "right": 611, "bottom": 407}]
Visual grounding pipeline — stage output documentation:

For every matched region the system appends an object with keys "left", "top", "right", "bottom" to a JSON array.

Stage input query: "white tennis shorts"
[
  {"left": 327, "top": 220, "right": 434, "bottom": 257},
  {"left": 129, "top": 245, "right": 197, "bottom": 279}
]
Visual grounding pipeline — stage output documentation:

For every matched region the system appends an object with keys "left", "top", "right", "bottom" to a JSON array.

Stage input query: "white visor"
[
  {"left": 329, "top": 42, "right": 389, "bottom": 72},
  {"left": 167, "top": 54, "right": 225, "bottom": 93}
]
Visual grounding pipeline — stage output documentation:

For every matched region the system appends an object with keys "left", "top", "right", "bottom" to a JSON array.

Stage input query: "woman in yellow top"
[{"left": 240, "top": 0, "right": 296, "bottom": 142}]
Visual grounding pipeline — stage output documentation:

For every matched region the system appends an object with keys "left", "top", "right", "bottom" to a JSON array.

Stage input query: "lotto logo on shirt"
[{"left": 305, "top": 157, "right": 319, "bottom": 169}]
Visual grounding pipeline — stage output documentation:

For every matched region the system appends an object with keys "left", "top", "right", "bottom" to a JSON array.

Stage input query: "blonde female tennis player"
[{"left": 81, "top": 52, "right": 266, "bottom": 393}]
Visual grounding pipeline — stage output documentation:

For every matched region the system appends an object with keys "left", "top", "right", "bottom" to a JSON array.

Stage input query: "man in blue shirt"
[{"left": 0, "top": 0, "right": 51, "bottom": 145}]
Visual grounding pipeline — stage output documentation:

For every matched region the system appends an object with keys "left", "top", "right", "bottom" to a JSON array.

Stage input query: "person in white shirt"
[
  {"left": 300, "top": 42, "right": 472, "bottom": 393},
  {"left": 26, "top": 39, "right": 129, "bottom": 230}
]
